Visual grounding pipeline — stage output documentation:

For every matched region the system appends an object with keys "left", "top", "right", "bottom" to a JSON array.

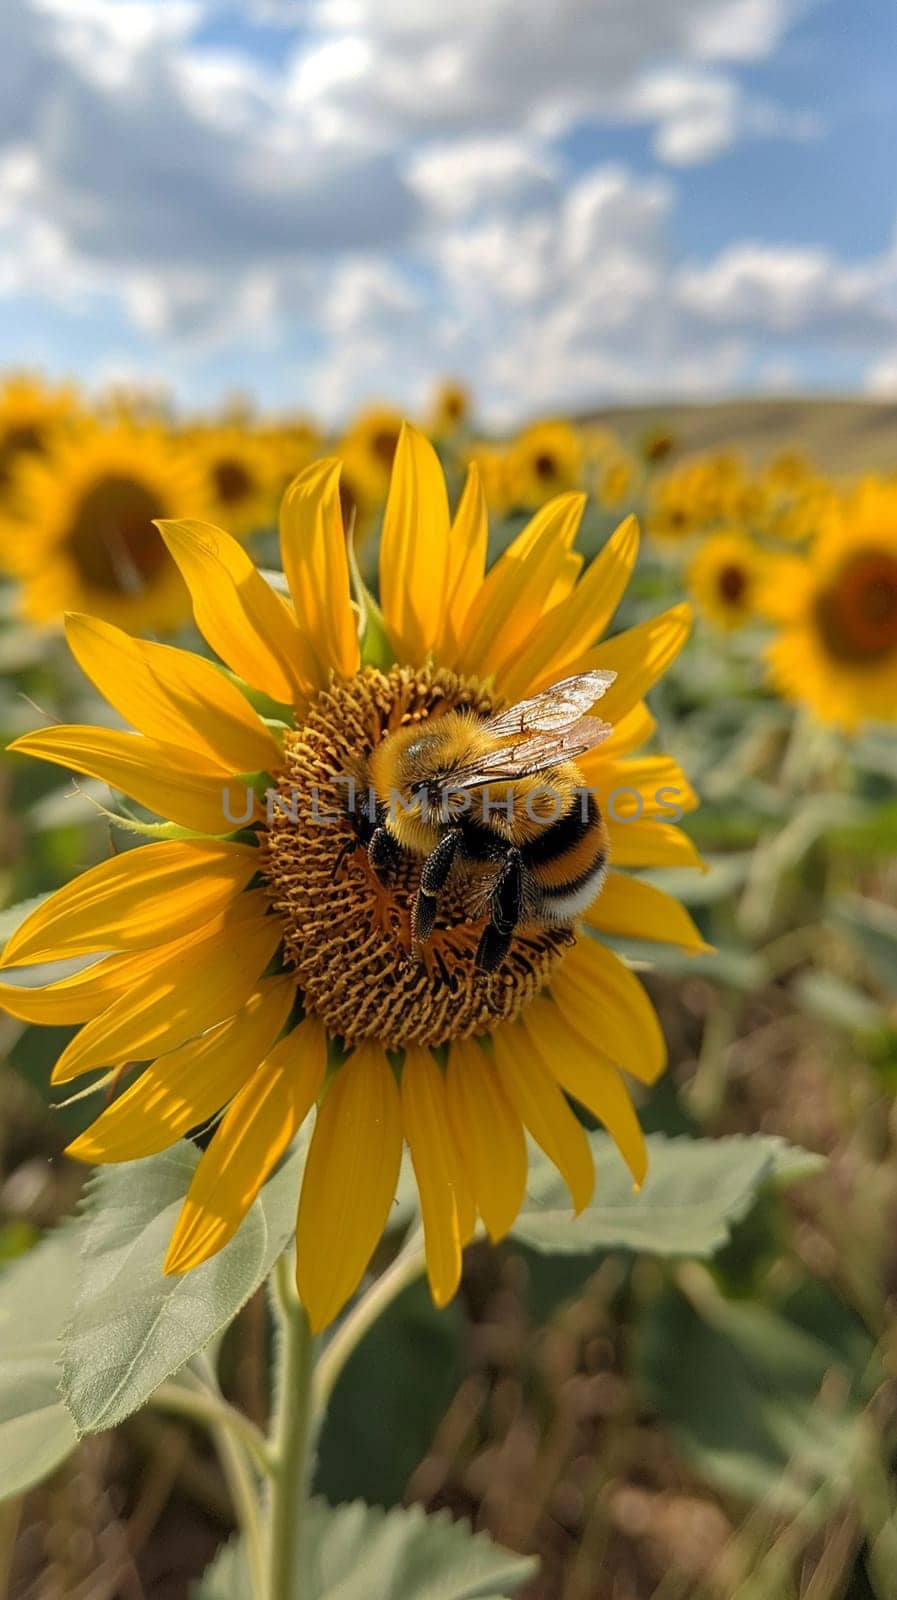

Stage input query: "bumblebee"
[{"left": 346, "top": 670, "right": 616, "bottom": 972}]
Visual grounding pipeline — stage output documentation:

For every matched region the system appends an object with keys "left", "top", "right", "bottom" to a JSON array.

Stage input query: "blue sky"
[{"left": 0, "top": 0, "right": 893, "bottom": 425}]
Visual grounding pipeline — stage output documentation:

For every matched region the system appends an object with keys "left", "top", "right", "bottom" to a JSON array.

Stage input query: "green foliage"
[
  {"left": 195, "top": 1500, "right": 537, "bottom": 1600},
  {"left": 0, "top": 1231, "right": 79, "bottom": 1498},
  {"left": 638, "top": 1277, "right": 873, "bottom": 1516},
  {"left": 510, "top": 1132, "right": 818, "bottom": 1259},
  {"left": 60, "top": 1138, "right": 308, "bottom": 1433},
  {"left": 315, "top": 1279, "right": 464, "bottom": 1508}
]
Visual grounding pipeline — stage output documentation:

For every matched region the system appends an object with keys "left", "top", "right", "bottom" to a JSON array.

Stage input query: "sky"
[{"left": 0, "top": 0, "right": 894, "bottom": 427}]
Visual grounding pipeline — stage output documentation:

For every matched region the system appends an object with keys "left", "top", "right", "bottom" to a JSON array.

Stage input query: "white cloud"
[{"left": 0, "top": 0, "right": 887, "bottom": 422}]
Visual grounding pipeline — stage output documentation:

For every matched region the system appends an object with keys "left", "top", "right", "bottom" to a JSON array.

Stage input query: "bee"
[{"left": 346, "top": 669, "right": 616, "bottom": 972}]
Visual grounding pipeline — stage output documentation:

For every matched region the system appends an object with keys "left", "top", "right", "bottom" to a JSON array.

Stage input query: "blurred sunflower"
[
  {"left": 1, "top": 421, "right": 210, "bottom": 631},
  {"left": 429, "top": 379, "right": 471, "bottom": 437},
  {"left": 192, "top": 425, "right": 278, "bottom": 537},
  {"left": 463, "top": 442, "right": 511, "bottom": 517},
  {"left": 341, "top": 405, "right": 404, "bottom": 493},
  {"left": 688, "top": 531, "right": 767, "bottom": 632},
  {"left": 766, "top": 479, "right": 897, "bottom": 729},
  {"left": 507, "top": 419, "right": 584, "bottom": 508},
  {"left": 2, "top": 425, "right": 703, "bottom": 1333},
  {"left": 598, "top": 454, "right": 635, "bottom": 509},
  {"left": 0, "top": 372, "right": 81, "bottom": 497}
]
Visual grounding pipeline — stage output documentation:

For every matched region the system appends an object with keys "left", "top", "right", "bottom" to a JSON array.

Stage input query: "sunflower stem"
[
  {"left": 312, "top": 1229, "right": 427, "bottom": 1415},
  {"left": 266, "top": 1250, "right": 315, "bottom": 1600}
]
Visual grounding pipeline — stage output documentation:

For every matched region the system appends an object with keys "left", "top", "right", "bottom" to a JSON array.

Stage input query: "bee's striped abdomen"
[{"left": 521, "top": 791, "right": 608, "bottom": 921}]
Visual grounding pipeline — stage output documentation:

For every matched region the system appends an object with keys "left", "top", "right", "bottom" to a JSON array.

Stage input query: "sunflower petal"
[
  {"left": 445, "top": 1036, "right": 526, "bottom": 1243},
  {"left": 459, "top": 493, "right": 586, "bottom": 681},
  {"left": 65, "top": 613, "right": 280, "bottom": 774},
  {"left": 491, "top": 1027, "right": 594, "bottom": 1213},
  {"left": 606, "top": 818, "right": 706, "bottom": 871},
  {"left": 1, "top": 840, "right": 259, "bottom": 967},
  {"left": 8, "top": 725, "right": 250, "bottom": 836},
  {"left": 379, "top": 424, "right": 451, "bottom": 664},
  {"left": 66, "top": 976, "right": 295, "bottom": 1164},
  {"left": 584, "top": 603, "right": 692, "bottom": 723},
  {"left": 165, "top": 1015, "right": 326, "bottom": 1273},
  {"left": 401, "top": 1046, "right": 468, "bottom": 1307},
  {"left": 279, "top": 460, "right": 360, "bottom": 683},
  {"left": 437, "top": 463, "right": 489, "bottom": 662},
  {"left": 157, "top": 518, "right": 313, "bottom": 704},
  {"left": 500, "top": 515, "right": 640, "bottom": 700},
  {"left": 0, "top": 947, "right": 173, "bottom": 1025},
  {"left": 523, "top": 999, "right": 647, "bottom": 1185},
  {"left": 584, "top": 872, "right": 711, "bottom": 952},
  {"left": 589, "top": 755, "right": 699, "bottom": 820},
  {"left": 550, "top": 934, "right": 666, "bottom": 1085},
  {"left": 598, "top": 702, "right": 656, "bottom": 758},
  {"left": 50, "top": 891, "right": 281, "bottom": 1081},
  {"left": 296, "top": 1041, "right": 403, "bottom": 1333}
]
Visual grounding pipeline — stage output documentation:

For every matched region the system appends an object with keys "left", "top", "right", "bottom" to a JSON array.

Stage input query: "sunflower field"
[{"left": 2, "top": 372, "right": 897, "bottom": 1600}]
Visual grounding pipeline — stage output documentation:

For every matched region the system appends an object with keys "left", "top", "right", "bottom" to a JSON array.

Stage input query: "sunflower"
[
  {"left": 506, "top": 419, "right": 584, "bottom": 509},
  {"left": 2, "top": 425, "right": 704, "bottom": 1333},
  {"left": 463, "top": 442, "right": 511, "bottom": 517},
  {"left": 429, "top": 379, "right": 471, "bottom": 437},
  {"left": 341, "top": 406, "right": 404, "bottom": 493},
  {"left": 0, "top": 372, "right": 81, "bottom": 497},
  {"left": 688, "top": 531, "right": 767, "bottom": 632},
  {"left": 598, "top": 454, "right": 635, "bottom": 509},
  {"left": 766, "top": 479, "right": 897, "bottom": 730},
  {"left": 649, "top": 455, "right": 749, "bottom": 543},
  {"left": 191, "top": 425, "right": 279, "bottom": 538},
  {"left": 1, "top": 421, "right": 211, "bottom": 631}
]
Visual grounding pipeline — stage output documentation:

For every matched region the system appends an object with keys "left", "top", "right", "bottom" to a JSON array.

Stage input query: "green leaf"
[
  {"left": 0, "top": 1231, "right": 79, "bottom": 1499},
  {"left": 638, "top": 1281, "right": 870, "bottom": 1516},
  {"left": 61, "top": 1137, "right": 307, "bottom": 1434},
  {"left": 510, "top": 1133, "right": 820, "bottom": 1259},
  {"left": 195, "top": 1500, "right": 537, "bottom": 1600},
  {"left": 315, "top": 1279, "right": 464, "bottom": 1508}
]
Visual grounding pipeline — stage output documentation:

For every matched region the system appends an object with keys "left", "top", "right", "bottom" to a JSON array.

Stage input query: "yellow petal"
[
  {"left": 523, "top": 999, "right": 647, "bottom": 1186},
  {"left": 549, "top": 934, "right": 666, "bottom": 1085},
  {"left": 66, "top": 976, "right": 295, "bottom": 1164},
  {"left": 65, "top": 613, "right": 280, "bottom": 775},
  {"left": 598, "top": 701, "right": 656, "bottom": 759},
  {"left": 51, "top": 891, "right": 282, "bottom": 1081},
  {"left": 500, "top": 515, "right": 639, "bottom": 701},
  {"left": 584, "top": 603, "right": 692, "bottom": 724},
  {"left": 279, "top": 459, "right": 360, "bottom": 683},
  {"left": 445, "top": 1035, "right": 526, "bottom": 1243},
  {"left": 9, "top": 725, "right": 253, "bottom": 836},
  {"left": 401, "top": 1046, "right": 467, "bottom": 1307},
  {"left": 1, "top": 840, "right": 259, "bottom": 967},
  {"left": 0, "top": 946, "right": 174, "bottom": 1025},
  {"left": 296, "top": 1041, "right": 403, "bottom": 1333},
  {"left": 590, "top": 754, "right": 699, "bottom": 821},
  {"left": 605, "top": 818, "right": 706, "bottom": 871},
  {"left": 584, "top": 871, "right": 711, "bottom": 953},
  {"left": 458, "top": 494, "right": 586, "bottom": 682},
  {"left": 158, "top": 518, "right": 313, "bottom": 704},
  {"left": 165, "top": 1015, "right": 325, "bottom": 1273},
  {"left": 491, "top": 1026, "right": 594, "bottom": 1213},
  {"left": 379, "top": 424, "right": 451, "bottom": 664},
  {"left": 436, "top": 463, "right": 488, "bottom": 663}
]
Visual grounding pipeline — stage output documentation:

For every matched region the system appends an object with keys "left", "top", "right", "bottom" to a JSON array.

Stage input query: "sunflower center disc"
[
  {"left": 816, "top": 549, "right": 897, "bottom": 663},
  {"left": 261, "top": 664, "right": 572, "bottom": 1048},
  {"left": 68, "top": 474, "right": 169, "bottom": 593}
]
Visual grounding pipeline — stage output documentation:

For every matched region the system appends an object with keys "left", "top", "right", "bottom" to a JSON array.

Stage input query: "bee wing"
[
  {"left": 446, "top": 715, "right": 612, "bottom": 790},
  {"left": 484, "top": 669, "right": 617, "bottom": 739}
]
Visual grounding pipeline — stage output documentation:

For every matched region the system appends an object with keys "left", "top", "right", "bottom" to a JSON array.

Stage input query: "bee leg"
[
  {"left": 412, "top": 828, "right": 463, "bottom": 948},
  {"left": 368, "top": 825, "right": 400, "bottom": 885},
  {"left": 476, "top": 847, "right": 523, "bottom": 972}
]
